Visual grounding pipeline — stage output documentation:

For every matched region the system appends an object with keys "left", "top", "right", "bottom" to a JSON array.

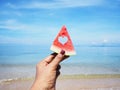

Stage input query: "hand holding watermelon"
[{"left": 31, "top": 26, "right": 75, "bottom": 90}]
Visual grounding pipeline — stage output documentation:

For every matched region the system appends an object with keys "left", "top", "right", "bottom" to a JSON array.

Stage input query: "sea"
[{"left": 0, "top": 44, "right": 120, "bottom": 83}]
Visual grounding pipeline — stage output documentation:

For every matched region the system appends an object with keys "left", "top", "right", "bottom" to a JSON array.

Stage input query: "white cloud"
[
  {"left": 0, "top": 10, "right": 22, "bottom": 16},
  {"left": 0, "top": 19, "right": 60, "bottom": 34},
  {"left": 6, "top": 0, "right": 104, "bottom": 9},
  {"left": 0, "top": 35, "right": 50, "bottom": 45},
  {"left": 2, "top": 19, "right": 16, "bottom": 24},
  {"left": 6, "top": 2, "right": 16, "bottom": 9},
  {"left": 0, "top": 19, "right": 27, "bottom": 30},
  {"left": 0, "top": 25, "right": 25, "bottom": 31},
  {"left": 0, "top": 19, "right": 44, "bottom": 32},
  {"left": 57, "top": 0, "right": 104, "bottom": 7}
]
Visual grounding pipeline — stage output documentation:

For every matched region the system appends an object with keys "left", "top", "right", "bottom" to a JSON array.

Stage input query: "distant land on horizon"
[{"left": 75, "top": 42, "right": 120, "bottom": 47}]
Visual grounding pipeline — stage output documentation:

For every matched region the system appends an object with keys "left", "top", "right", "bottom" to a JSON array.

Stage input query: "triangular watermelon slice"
[{"left": 50, "top": 25, "right": 76, "bottom": 55}]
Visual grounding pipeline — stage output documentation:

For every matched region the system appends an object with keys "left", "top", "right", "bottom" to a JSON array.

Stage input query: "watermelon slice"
[{"left": 50, "top": 25, "right": 76, "bottom": 55}]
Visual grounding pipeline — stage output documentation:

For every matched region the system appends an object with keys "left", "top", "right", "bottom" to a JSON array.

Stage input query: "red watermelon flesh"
[{"left": 50, "top": 26, "right": 76, "bottom": 55}]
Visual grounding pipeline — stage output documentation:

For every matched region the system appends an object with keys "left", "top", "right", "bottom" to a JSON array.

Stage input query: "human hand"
[{"left": 31, "top": 50, "right": 69, "bottom": 90}]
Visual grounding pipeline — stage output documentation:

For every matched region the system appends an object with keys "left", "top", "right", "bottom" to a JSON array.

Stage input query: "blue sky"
[{"left": 0, "top": 0, "right": 120, "bottom": 46}]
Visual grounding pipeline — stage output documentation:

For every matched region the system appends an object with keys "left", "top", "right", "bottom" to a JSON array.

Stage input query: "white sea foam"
[
  {"left": 0, "top": 77, "right": 34, "bottom": 85},
  {"left": 0, "top": 78, "right": 19, "bottom": 84}
]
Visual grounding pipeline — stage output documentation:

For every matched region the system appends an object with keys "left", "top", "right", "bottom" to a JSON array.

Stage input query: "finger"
[
  {"left": 40, "top": 53, "right": 57, "bottom": 64},
  {"left": 62, "top": 55, "right": 70, "bottom": 61},
  {"left": 56, "top": 70, "right": 60, "bottom": 77},
  {"left": 56, "top": 65, "right": 61, "bottom": 70},
  {"left": 50, "top": 50, "right": 65, "bottom": 69}
]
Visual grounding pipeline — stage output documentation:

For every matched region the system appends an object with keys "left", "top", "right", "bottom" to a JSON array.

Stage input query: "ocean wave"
[{"left": 0, "top": 77, "right": 33, "bottom": 85}]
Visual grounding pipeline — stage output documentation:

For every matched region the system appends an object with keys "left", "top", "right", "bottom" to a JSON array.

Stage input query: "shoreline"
[
  {"left": 0, "top": 74, "right": 120, "bottom": 90},
  {"left": 0, "top": 74, "right": 120, "bottom": 85},
  {"left": 59, "top": 74, "right": 120, "bottom": 79}
]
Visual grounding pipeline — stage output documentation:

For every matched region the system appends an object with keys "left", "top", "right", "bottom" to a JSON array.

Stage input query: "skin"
[{"left": 30, "top": 51, "right": 69, "bottom": 90}]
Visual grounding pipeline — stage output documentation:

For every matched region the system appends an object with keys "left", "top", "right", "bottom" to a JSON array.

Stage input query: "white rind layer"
[{"left": 50, "top": 45, "right": 76, "bottom": 56}]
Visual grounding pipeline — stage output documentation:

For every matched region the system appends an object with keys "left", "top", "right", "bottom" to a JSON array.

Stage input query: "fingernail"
[{"left": 60, "top": 50, "right": 65, "bottom": 55}]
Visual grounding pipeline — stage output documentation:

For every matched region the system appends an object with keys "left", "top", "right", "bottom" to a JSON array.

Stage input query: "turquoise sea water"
[{"left": 0, "top": 45, "right": 120, "bottom": 82}]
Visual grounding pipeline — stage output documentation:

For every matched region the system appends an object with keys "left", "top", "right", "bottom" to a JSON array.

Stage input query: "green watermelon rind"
[{"left": 50, "top": 45, "right": 76, "bottom": 56}]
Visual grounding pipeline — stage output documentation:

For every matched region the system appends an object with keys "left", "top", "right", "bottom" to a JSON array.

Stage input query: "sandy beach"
[{"left": 0, "top": 75, "right": 120, "bottom": 90}]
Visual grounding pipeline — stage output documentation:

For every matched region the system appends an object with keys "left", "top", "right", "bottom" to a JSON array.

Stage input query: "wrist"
[
  {"left": 31, "top": 80, "right": 56, "bottom": 90},
  {"left": 31, "top": 86, "right": 55, "bottom": 90}
]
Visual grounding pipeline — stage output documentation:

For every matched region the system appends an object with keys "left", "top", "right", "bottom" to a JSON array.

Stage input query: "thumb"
[{"left": 50, "top": 50, "right": 65, "bottom": 69}]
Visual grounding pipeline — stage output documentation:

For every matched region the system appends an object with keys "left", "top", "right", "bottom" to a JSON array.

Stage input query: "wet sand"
[
  {"left": 57, "top": 78, "right": 120, "bottom": 90},
  {"left": 0, "top": 75, "right": 120, "bottom": 90}
]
